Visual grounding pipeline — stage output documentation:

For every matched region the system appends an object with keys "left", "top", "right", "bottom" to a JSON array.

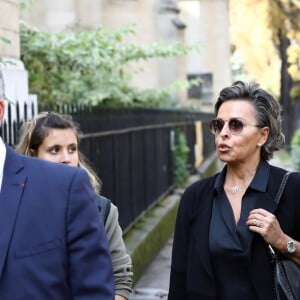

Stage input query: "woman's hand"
[
  {"left": 246, "top": 208, "right": 300, "bottom": 265},
  {"left": 246, "top": 208, "right": 286, "bottom": 247}
]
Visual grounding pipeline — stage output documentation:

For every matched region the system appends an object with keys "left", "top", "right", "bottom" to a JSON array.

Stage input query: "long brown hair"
[{"left": 16, "top": 111, "right": 102, "bottom": 193}]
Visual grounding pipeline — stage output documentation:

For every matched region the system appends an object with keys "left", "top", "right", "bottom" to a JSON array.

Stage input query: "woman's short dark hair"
[{"left": 215, "top": 80, "right": 285, "bottom": 160}]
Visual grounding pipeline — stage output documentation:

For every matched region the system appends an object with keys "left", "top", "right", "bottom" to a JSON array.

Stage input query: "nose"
[
  {"left": 60, "top": 150, "right": 71, "bottom": 165},
  {"left": 219, "top": 122, "right": 230, "bottom": 137}
]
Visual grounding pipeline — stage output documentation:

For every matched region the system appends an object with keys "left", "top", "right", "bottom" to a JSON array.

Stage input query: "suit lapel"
[{"left": 0, "top": 146, "right": 26, "bottom": 279}]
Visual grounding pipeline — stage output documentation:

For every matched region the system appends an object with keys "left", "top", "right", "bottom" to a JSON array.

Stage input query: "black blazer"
[{"left": 168, "top": 164, "right": 300, "bottom": 300}]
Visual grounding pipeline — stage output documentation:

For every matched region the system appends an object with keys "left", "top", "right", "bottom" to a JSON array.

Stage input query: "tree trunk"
[{"left": 278, "top": 30, "right": 293, "bottom": 147}]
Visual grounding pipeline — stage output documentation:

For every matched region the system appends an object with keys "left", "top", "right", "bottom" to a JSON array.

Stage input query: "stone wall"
[
  {"left": 20, "top": 0, "right": 231, "bottom": 107},
  {"left": 0, "top": 0, "right": 20, "bottom": 58},
  {"left": 0, "top": 0, "right": 32, "bottom": 127},
  {"left": 179, "top": 0, "right": 231, "bottom": 106},
  {"left": 101, "top": 0, "right": 183, "bottom": 98}
]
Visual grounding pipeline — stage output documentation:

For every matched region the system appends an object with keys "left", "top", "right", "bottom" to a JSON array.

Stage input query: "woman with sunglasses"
[
  {"left": 168, "top": 81, "right": 300, "bottom": 299},
  {"left": 16, "top": 112, "right": 133, "bottom": 300}
]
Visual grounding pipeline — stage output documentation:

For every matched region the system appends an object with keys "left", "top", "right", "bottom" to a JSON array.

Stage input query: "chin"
[{"left": 218, "top": 153, "right": 229, "bottom": 163}]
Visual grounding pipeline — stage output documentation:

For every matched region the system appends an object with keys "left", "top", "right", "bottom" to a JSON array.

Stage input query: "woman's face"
[
  {"left": 35, "top": 128, "right": 79, "bottom": 167},
  {"left": 214, "top": 100, "right": 268, "bottom": 164}
]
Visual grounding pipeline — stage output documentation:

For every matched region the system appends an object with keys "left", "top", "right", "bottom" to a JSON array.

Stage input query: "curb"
[{"left": 124, "top": 151, "right": 218, "bottom": 284}]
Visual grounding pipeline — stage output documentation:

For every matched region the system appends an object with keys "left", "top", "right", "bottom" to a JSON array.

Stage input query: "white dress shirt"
[{"left": 0, "top": 137, "right": 6, "bottom": 191}]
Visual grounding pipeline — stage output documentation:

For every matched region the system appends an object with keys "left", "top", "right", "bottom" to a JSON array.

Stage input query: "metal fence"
[
  {"left": 0, "top": 101, "right": 36, "bottom": 147},
  {"left": 3, "top": 102, "right": 215, "bottom": 231}
]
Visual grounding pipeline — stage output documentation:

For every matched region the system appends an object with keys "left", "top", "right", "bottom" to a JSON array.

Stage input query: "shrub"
[
  {"left": 173, "top": 129, "right": 190, "bottom": 187},
  {"left": 20, "top": 22, "right": 199, "bottom": 107}
]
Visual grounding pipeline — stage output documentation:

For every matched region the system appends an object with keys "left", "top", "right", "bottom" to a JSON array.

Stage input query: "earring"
[{"left": 257, "top": 143, "right": 261, "bottom": 147}]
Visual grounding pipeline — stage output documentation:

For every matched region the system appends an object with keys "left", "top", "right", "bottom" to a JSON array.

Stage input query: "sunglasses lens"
[
  {"left": 209, "top": 119, "right": 224, "bottom": 134},
  {"left": 229, "top": 119, "right": 244, "bottom": 133},
  {"left": 209, "top": 118, "right": 245, "bottom": 134}
]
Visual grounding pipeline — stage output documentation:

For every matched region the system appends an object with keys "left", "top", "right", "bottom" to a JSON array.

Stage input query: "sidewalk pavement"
[
  {"left": 130, "top": 236, "right": 172, "bottom": 300},
  {"left": 130, "top": 151, "right": 295, "bottom": 300}
]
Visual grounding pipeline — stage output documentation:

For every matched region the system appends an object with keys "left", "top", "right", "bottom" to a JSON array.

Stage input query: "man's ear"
[{"left": 0, "top": 98, "right": 5, "bottom": 121}]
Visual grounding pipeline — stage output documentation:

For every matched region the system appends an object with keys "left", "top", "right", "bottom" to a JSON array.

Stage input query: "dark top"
[
  {"left": 95, "top": 194, "right": 111, "bottom": 224},
  {"left": 168, "top": 160, "right": 300, "bottom": 300},
  {"left": 209, "top": 161, "right": 270, "bottom": 299}
]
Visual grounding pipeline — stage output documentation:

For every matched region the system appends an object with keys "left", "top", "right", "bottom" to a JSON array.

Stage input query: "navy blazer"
[
  {"left": 0, "top": 145, "right": 114, "bottom": 299},
  {"left": 168, "top": 163, "right": 300, "bottom": 300}
]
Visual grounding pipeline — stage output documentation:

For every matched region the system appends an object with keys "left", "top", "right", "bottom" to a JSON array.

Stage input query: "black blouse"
[{"left": 209, "top": 160, "right": 270, "bottom": 300}]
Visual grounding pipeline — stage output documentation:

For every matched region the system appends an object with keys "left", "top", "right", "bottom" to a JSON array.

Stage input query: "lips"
[{"left": 218, "top": 143, "right": 231, "bottom": 151}]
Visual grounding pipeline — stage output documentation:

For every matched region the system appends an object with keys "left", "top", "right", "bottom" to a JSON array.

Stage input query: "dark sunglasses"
[{"left": 209, "top": 118, "right": 261, "bottom": 135}]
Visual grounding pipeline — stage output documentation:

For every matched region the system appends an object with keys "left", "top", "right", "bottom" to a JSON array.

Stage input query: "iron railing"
[{"left": 2, "top": 102, "right": 215, "bottom": 230}]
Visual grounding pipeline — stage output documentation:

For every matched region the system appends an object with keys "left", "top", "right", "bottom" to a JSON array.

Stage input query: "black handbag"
[{"left": 268, "top": 172, "right": 300, "bottom": 300}]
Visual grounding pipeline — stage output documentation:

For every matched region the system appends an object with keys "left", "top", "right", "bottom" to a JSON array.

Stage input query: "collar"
[
  {"left": 249, "top": 159, "right": 270, "bottom": 192},
  {"left": 0, "top": 137, "right": 6, "bottom": 191},
  {"left": 214, "top": 159, "right": 270, "bottom": 193}
]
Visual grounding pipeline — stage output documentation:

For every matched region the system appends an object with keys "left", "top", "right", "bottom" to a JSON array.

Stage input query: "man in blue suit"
[{"left": 0, "top": 70, "right": 114, "bottom": 299}]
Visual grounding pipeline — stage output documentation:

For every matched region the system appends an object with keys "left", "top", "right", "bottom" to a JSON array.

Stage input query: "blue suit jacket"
[{"left": 0, "top": 145, "right": 114, "bottom": 299}]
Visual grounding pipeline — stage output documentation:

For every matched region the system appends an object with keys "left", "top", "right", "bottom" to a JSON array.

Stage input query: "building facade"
[
  {"left": 20, "top": 0, "right": 231, "bottom": 108},
  {"left": 0, "top": 0, "right": 33, "bottom": 130}
]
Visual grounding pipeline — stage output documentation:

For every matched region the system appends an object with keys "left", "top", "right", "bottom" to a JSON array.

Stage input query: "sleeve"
[
  {"left": 66, "top": 168, "right": 114, "bottom": 300},
  {"left": 168, "top": 188, "right": 191, "bottom": 300},
  {"left": 105, "top": 203, "right": 133, "bottom": 299}
]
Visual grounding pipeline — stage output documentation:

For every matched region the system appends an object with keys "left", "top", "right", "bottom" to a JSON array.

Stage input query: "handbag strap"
[
  {"left": 268, "top": 171, "right": 291, "bottom": 256},
  {"left": 274, "top": 171, "right": 291, "bottom": 206}
]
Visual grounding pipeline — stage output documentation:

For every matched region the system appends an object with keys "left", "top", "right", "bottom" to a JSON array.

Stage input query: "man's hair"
[{"left": 0, "top": 70, "right": 5, "bottom": 99}]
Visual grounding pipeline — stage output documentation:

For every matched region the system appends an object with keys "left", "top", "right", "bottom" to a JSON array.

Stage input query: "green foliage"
[
  {"left": 290, "top": 129, "right": 300, "bottom": 171},
  {"left": 291, "top": 129, "right": 300, "bottom": 146},
  {"left": 20, "top": 22, "right": 199, "bottom": 107},
  {"left": 19, "top": 0, "right": 36, "bottom": 9},
  {"left": 0, "top": 36, "right": 11, "bottom": 44},
  {"left": 173, "top": 129, "right": 190, "bottom": 188}
]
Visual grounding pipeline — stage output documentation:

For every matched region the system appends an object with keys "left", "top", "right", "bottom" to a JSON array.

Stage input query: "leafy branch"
[
  {"left": 19, "top": 0, "right": 36, "bottom": 9},
  {"left": 20, "top": 22, "right": 199, "bottom": 107}
]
